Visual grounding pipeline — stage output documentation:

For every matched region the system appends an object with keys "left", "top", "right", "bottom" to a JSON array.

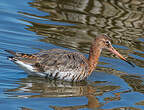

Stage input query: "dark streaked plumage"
[{"left": 5, "top": 35, "right": 134, "bottom": 82}]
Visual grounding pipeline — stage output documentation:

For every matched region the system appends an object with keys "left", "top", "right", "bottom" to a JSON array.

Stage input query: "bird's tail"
[
  {"left": 5, "top": 50, "right": 17, "bottom": 56},
  {"left": 5, "top": 50, "right": 19, "bottom": 61},
  {"left": 5, "top": 50, "right": 37, "bottom": 60}
]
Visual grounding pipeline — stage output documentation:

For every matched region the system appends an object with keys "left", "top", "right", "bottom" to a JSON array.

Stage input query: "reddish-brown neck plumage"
[{"left": 88, "top": 39, "right": 102, "bottom": 74}]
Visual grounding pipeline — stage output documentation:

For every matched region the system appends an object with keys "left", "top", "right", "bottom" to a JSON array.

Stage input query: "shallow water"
[{"left": 0, "top": 0, "right": 144, "bottom": 110}]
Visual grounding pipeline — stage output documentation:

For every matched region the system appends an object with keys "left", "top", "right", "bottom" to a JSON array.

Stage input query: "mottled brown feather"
[{"left": 34, "top": 49, "right": 89, "bottom": 75}]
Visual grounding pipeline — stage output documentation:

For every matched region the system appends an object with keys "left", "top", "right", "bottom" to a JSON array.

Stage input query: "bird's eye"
[
  {"left": 105, "top": 40, "right": 111, "bottom": 46},
  {"left": 106, "top": 41, "right": 109, "bottom": 44}
]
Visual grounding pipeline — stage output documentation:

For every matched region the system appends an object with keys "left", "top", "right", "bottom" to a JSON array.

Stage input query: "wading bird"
[{"left": 5, "top": 35, "right": 134, "bottom": 82}]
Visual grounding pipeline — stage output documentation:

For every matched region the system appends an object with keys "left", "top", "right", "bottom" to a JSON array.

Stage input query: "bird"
[{"left": 5, "top": 35, "right": 134, "bottom": 82}]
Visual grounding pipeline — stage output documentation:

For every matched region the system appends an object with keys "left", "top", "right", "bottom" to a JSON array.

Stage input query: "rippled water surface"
[{"left": 0, "top": 0, "right": 144, "bottom": 110}]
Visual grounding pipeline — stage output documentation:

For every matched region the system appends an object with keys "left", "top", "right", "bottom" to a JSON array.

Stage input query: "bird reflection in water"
[
  {"left": 6, "top": 76, "right": 121, "bottom": 110},
  {"left": 6, "top": 75, "right": 143, "bottom": 110}
]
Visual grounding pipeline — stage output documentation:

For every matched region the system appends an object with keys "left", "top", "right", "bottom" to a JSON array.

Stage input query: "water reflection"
[
  {"left": 121, "top": 74, "right": 144, "bottom": 93},
  {"left": 15, "top": 0, "right": 144, "bottom": 108},
  {"left": 50, "top": 106, "right": 141, "bottom": 110},
  {"left": 5, "top": 76, "right": 120, "bottom": 109},
  {"left": 5, "top": 75, "right": 144, "bottom": 110},
  {"left": 6, "top": 76, "right": 119, "bottom": 98},
  {"left": 21, "top": 106, "right": 141, "bottom": 110},
  {"left": 19, "top": 0, "right": 144, "bottom": 67},
  {"left": 1, "top": 0, "right": 144, "bottom": 109}
]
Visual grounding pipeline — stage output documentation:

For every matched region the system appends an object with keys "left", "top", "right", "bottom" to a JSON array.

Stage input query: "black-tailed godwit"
[{"left": 5, "top": 35, "right": 134, "bottom": 82}]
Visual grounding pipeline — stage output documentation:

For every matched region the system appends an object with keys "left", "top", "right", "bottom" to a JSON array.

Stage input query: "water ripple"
[{"left": 0, "top": 0, "right": 144, "bottom": 110}]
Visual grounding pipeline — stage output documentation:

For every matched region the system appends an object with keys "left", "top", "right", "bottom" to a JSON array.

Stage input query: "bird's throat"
[{"left": 88, "top": 45, "right": 102, "bottom": 74}]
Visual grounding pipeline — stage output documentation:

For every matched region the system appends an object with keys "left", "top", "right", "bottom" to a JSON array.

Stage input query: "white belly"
[{"left": 14, "top": 60, "right": 87, "bottom": 82}]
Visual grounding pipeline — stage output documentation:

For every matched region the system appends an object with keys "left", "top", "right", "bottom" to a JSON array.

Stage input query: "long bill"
[{"left": 107, "top": 46, "right": 135, "bottom": 67}]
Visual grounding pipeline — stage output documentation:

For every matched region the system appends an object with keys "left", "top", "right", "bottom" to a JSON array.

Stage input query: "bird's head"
[{"left": 94, "top": 34, "right": 134, "bottom": 67}]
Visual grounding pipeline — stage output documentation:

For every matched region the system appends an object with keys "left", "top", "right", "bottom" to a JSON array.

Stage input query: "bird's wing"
[{"left": 34, "top": 49, "right": 89, "bottom": 73}]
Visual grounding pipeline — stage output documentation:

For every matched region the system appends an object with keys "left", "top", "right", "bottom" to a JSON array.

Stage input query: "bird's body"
[
  {"left": 6, "top": 49, "right": 90, "bottom": 82},
  {"left": 6, "top": 35, "right": 134, "bottom": 82}
]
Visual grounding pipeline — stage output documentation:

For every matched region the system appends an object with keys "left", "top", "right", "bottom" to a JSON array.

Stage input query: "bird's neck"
[{"left": 88, "top": 43, "right": 102, "bottom": 75}]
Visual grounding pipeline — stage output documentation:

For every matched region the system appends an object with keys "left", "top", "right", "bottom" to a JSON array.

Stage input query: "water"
[{"left": 0, "top": 0, "right": 144, "bottom": 110}]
